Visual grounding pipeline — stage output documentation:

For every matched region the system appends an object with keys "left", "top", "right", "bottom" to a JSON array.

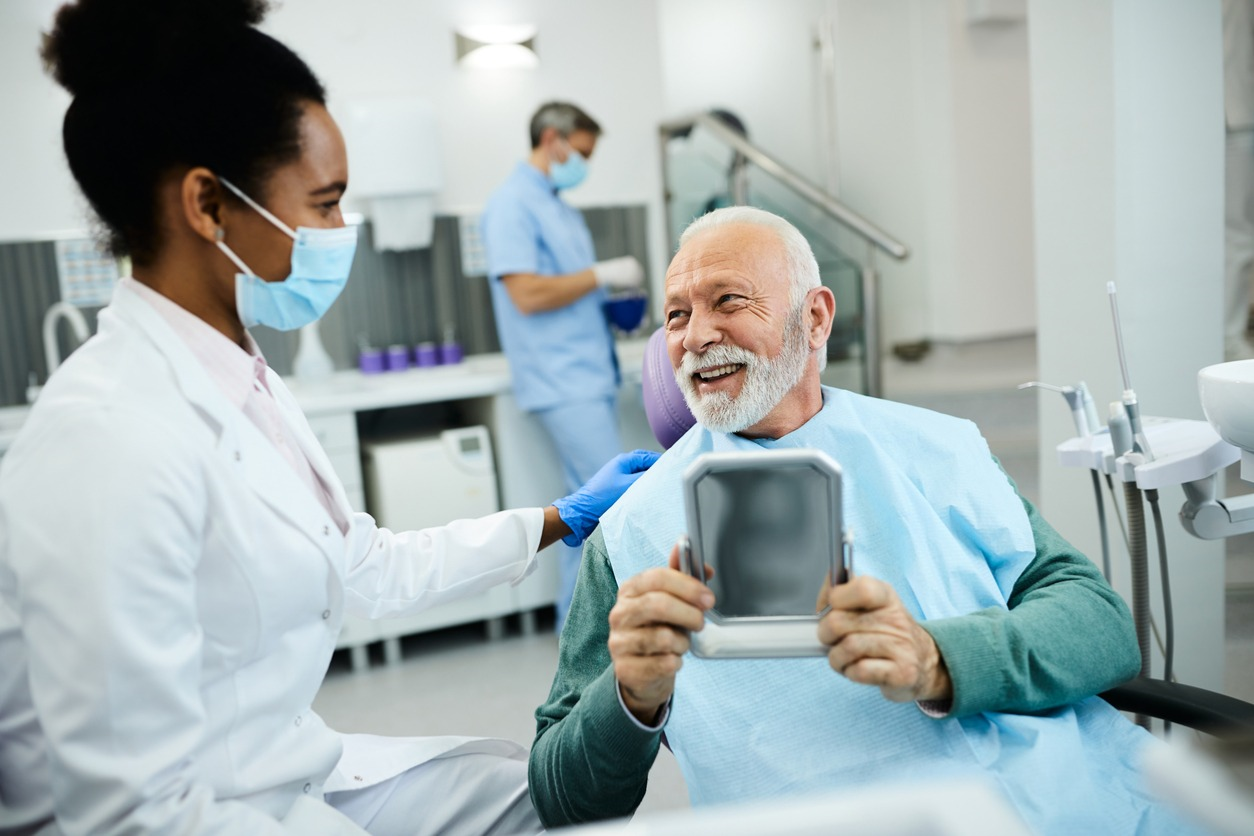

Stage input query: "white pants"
[
  {"left": 325, "top": 744, "right": 542, "bottom": 836},
  {"left": 1226, "top": 128, "right": 1254, "bottom": 351}
]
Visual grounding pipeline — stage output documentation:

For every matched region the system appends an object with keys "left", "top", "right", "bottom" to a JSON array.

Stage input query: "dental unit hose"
[
  {"left": 1146, "top": 489, "right": 1174, "bottom": 686},
  {"left": 1107, "top": 397, "right": 1152, "bottom": 729},
  {"left": 1123, "top": 479, "right": 1152, "bottom": 731},
  {"left": 1148, "top": 486, "right": 1173, "bottom": 736}
]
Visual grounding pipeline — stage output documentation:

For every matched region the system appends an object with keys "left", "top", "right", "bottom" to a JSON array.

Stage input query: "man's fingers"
[
  {"left": 622, "top": 564, "right": 714, "bottom": 610},
  {"left": 817, "top": 607, "right": 900, "bottom": 646},
  {"left": 611, "top": 588, "right": 707, "bottom": 633},
  {"left": 608, "top": 624, "right": 691, "bottom": 659},
  {"left": 826, "top": 631, "right": 910, "bottom": 674},
  {"left": 616, "top": 653, "right": 684, "bottom": 691},
  {"left": 839, "top": 658, "right": 916, "bottom": 700},
  {"left": 826, "top": 574, "right": 894, "bottom": 613},
  {"left": 827, "top": 631, "right": 884, "bottom": 673}
]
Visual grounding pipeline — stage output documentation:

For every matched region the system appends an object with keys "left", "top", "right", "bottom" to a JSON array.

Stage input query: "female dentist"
[{"left": 0, "top": 2, "right": 655, "bottom": 834}]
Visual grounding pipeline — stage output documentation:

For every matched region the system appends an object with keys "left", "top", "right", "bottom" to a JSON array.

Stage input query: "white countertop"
[
  {"left": 0, "top": 337, "right": 652, "bottom": 452},
  {"left": 287, "top": 337, "right": 649, "bottom": 417}
]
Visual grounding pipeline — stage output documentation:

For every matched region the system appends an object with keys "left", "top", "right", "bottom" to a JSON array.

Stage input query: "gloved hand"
[
  {"left": 552, "top": 449, "right": 662, "bottom": 547},
  {"left": 592, "top": 256, "right": 645, "bottom": 290}
]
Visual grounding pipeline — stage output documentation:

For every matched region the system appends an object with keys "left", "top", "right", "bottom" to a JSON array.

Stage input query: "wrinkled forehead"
[{"left": 664, "top": 223, "right": 789, "bottom": 303}]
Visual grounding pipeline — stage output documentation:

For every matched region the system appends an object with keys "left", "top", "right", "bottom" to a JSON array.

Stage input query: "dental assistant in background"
[
  {"left": 0, "top": 2, "right": 654, "bottom": 834},
  {"left": 481, "top": 101, "right": 646, "bottom": 632}
]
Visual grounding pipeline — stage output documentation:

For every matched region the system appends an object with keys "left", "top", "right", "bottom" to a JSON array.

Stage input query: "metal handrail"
[
  {"left": 659, "top": 112, "right": 909, "bottom": 260},
  {"left": 658, "top": 112, "right": 909, "bottom": 398}
]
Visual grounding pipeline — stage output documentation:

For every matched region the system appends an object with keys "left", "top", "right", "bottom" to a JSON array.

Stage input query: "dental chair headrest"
[{"left": 641, "top": 326, "right": 696, "bottom": 449}]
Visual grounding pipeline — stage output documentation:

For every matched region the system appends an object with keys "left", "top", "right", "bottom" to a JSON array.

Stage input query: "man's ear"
[
  {"left": 539, "top": 125, "right": 561, "bottom": 151},
  {"left": 806, "top": 286, "right": 836, "bottom": 351},
  {"left": 180, "top": 167, "right": 228, "bottom": 245}
]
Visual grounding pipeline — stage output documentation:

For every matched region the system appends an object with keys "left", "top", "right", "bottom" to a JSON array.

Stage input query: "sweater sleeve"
[
  {"left": 529, "top": 527, "right": 662, "bottom": 828},
  {"left": 920, "top": 468, "right": 1142, "bottom": 717}
]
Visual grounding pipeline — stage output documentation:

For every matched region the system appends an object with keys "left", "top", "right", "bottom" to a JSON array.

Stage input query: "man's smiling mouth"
[{"left": 695, "top": 364, "right": 745, "bottom": 382}]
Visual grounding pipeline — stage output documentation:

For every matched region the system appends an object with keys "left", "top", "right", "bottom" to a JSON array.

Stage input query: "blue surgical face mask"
[
  {"left": 215, "top": 177, "right": 358, "bottom": 331},
  {"left": 549, "top": 143, "right": 589, "bottom": 191}
]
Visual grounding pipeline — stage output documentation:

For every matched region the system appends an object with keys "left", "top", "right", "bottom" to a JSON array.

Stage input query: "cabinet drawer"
[{"left": 307, "top": 413, "right": 358, "bottom": 452}]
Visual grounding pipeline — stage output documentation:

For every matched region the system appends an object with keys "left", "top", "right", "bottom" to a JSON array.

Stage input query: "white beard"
[{"left": 674, "top": 311, "right": 811, "bottom": 434}]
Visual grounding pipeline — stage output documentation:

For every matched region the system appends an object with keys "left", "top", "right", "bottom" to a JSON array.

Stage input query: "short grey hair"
[
  {"left": 678, "top": 206, "right": 821, "bottom": 310},
  {"left": 529, "top": 102, "right": 602, "bottom": 148}
]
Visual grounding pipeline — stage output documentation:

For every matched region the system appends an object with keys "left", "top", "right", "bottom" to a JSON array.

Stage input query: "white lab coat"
[{"left": 0, "top": 281, "right": 544, "bottom": 835}]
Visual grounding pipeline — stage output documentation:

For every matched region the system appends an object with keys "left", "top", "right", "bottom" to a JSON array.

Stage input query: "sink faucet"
[{"left": 42, "top": 301, "right": 91, "bottom": 378}]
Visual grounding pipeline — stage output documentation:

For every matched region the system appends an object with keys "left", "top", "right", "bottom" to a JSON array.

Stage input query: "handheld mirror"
[{"left": 680, "top": 449, "right": 849, "bottom": 658}]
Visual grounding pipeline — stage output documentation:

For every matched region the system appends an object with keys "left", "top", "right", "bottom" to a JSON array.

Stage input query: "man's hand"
[
  {"left": 609, "top": 542, "right": 714, "bottom": 725},
  {"left": 817, "top": 575, "right": 952, "bottom": 703}
]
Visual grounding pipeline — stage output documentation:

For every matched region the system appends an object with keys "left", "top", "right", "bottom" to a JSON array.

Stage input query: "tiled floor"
[{"left": 314, "top": 335, "right": 1254, "bottom": 821}]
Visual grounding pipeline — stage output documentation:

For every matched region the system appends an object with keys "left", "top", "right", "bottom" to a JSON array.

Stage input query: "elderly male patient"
[{"left": 529, "top": 207, "right": 1189, "bottom": 834}]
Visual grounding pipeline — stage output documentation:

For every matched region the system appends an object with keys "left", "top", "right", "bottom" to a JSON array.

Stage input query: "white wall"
[
  {"left": 831, "top": 0, "right": 1035, "bottom": 345},
  {"left": 0, "top": 0, "right": 670, "bottom": 282},
  {"left": 655, "top": 0, "right": 1036, "bottom": 346},
  {"left": 827, "top": 0, "right": 934, "bottom": 342},
  {"left": 940, "top": 2, "right": 1036, "bottom": 341},
  {"left": 1030, "top": 0, "right": 1226, "bottom": 691},
  {"left": 656, "top": 0, "right": 831, "bottom": 186},
  {"left": 0, "top": 0, "right": 78, "bottom": 240}
]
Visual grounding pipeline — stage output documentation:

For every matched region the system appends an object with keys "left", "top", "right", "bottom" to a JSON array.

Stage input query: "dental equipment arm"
[{"left": 1181, "top": 475, "right": 1254, "bottom": 539}]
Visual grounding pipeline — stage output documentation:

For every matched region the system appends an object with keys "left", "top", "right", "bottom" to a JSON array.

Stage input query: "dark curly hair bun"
[
  {"left": 40, "top": 0, "right": 325, "bottom": 262},
  {"left": 42, "top": 0, "right": 271, "bottom": 97}
]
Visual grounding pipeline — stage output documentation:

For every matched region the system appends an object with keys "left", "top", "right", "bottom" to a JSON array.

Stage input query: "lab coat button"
[
  {"left": 234, "top": 451, "right": 241, "bottom": 462},
  {"left": 303, "top": 782, "right": 312, "bottom": 793},
  {"left": 323, "top": 525, "right": 330, "bottom": 536},
  {"left": 321, "top": 609, "right": 331, "bottom": 620},
  {"left": 294, "top": 716, "right": 302, "bottom": 727}
]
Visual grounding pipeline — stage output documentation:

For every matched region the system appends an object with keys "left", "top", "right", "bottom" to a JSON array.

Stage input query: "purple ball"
[{"left": 641, "top": 326, "right": 696, "bottom": 449}]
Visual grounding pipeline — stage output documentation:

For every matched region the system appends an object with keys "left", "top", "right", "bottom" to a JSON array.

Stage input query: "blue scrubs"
[{"left": 481, "top": 162, "right": 623, "bottom": 631}]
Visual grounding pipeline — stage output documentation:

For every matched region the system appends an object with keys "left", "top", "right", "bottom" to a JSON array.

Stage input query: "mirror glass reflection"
[{"left": 694, "top": 464, "right": 839, "bottom": 619}]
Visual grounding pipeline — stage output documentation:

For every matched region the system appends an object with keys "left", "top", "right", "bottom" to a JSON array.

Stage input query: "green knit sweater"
[{"left": 528, "top": 476, "right": 1141, "bottom": 828}]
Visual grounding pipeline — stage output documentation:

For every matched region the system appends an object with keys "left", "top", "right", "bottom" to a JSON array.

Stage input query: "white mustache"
[{"left": 677, "top": 344, "right": 761, "bottom": 379}]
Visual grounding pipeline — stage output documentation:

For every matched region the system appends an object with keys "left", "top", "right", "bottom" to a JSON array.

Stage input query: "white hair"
[{"left": 677, "top": 205, "right": 821, "bottom": 310}]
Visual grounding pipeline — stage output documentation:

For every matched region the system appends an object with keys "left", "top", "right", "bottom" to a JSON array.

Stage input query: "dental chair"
[{"left": 1101, "top": 678, "right": 1254, "bottom": 738}]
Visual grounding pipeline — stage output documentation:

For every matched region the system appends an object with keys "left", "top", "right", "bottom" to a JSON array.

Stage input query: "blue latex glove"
[{"left": 552, "top": 449, "right": 662, "bottom": 547}]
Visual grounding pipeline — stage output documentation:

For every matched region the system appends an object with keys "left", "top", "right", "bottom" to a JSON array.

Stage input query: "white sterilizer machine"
[{"left": 357, "top": 425, "right": 513, "bottom": 639}]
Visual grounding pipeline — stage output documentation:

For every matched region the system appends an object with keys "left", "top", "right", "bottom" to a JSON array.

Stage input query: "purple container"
[
  {"left": 385, "top": 344, "right": 410, "bottom": 372},
  {"left": 414, "top": 342, "right": 439, "bottom": 368},
  {"left": 439, "top": 341, "right": 463, "bottom": 365},
  {"left": 358, "top": 347, "right": 386, "bottom": 375}
]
